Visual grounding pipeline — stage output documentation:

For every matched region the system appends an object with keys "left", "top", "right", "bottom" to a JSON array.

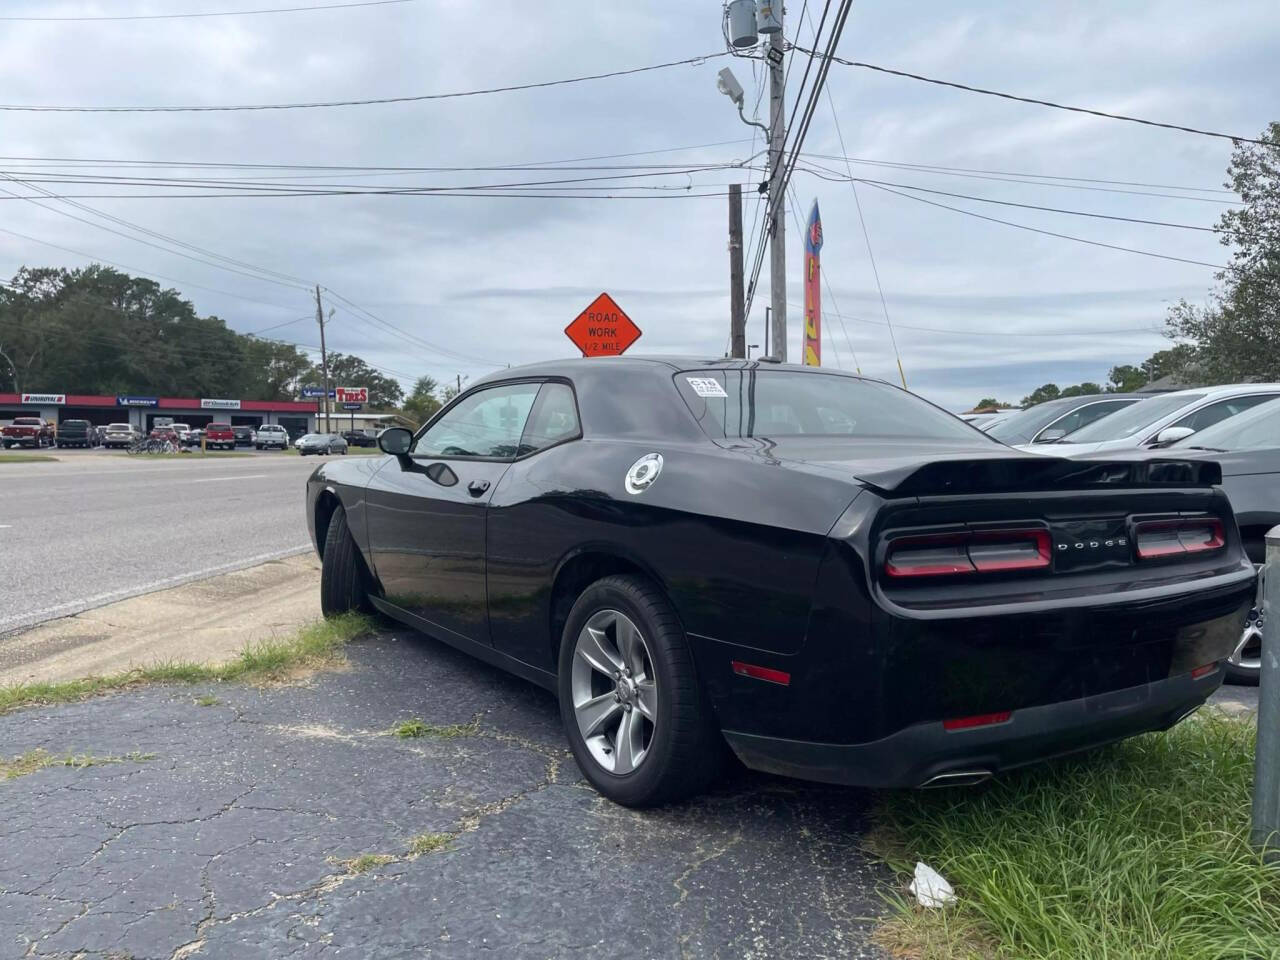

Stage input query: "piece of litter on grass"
[{"left": 909, "top": 861, "right": 955, "bottom": 908}]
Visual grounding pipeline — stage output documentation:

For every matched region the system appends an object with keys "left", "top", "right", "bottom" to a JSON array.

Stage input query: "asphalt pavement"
[
  {"left": 0, "top": 628, "right": 889, "bottom": 960},
  {"left": 0, "top": 451, "right": 324, "bottom": 636}
]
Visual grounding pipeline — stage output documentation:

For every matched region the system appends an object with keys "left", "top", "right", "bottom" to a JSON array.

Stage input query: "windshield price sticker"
[{"left": 686, "top": 377, "right": 728, "bottom": 399}]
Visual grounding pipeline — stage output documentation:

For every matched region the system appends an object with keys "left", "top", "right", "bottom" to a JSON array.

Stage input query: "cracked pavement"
[{"left": 0, "top": 629, "right": 889, "bottom": 959}]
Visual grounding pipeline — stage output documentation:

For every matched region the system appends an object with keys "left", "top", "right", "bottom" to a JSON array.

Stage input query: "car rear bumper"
[{"left": 722, "top": 667, "right": 1220, "bottom": 788}]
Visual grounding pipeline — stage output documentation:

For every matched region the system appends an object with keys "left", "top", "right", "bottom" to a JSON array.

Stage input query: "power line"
[
  {"left": 803, "top": 171, "right": 1238, "bottom": 234},
  {"left": 800, "top": 152, "right": 1237, "bottom": 197},
  {"left": 794, "top": 48, "right": 1273, "bottom": 146},
  {"left": 0, "top": 52, "right": 728, "bottom": 113},
  {"left": 0, "top": 0, "right": 418, "bottom": 20},
  {"left": 858, "top": 179, "right": 1226, "bottom": 269}
]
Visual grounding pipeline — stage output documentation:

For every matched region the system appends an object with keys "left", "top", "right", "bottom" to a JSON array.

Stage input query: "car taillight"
[
  {"left": 886, "top": 529, "right": 1050, "bottom": 578},
  {"left": 1133, "top": 518, "right": 1224, "bottom": 559}
]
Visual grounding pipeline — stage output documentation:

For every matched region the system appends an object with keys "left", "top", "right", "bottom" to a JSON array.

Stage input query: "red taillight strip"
[
  {"left": 730, "top": 661, "right": 791, "bottom": 686},
  {"left": 886, "top": 528, "right": 1051, "bottom": 578},
  {"left": 1134, "top": 518, "right": 1225, "bottom": 559},
  {"left": 943, "top": 711, "right": 1012, "bottom": 731},
  {"left": 1191, "top": 662, "right": 1218, "bottom": 680}
]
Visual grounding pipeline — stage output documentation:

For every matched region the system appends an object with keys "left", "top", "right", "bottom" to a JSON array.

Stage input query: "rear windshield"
[
  {"left": 61, "top": 420, "right": 90, "bottom": 427},
  {"left": 1063, "top": 393, "right": 1206, "bottom": 442},
  {"left": 13, "top": 418, "right": 42, "bottom": 425},
  {"left": 675, "top": 369, "right": 989, "bottom": 442},
  {"left": 208, "top": 423, "right": 231, "bottom": 430},
  {"left": 106, "top": 423, "right": 130, "bottom": 430}
]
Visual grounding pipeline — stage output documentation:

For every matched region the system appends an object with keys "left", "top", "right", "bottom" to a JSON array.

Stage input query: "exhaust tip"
[{"left": 920, "top": 769, "right": 993, "bottom": 789}]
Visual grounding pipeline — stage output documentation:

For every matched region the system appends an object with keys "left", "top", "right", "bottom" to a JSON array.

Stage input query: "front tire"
[
  {"left": 558, "top": 575, "right": 723, "bottom": 807},
  {"left": 320, "top": 505, "right": 371, "bottom": 617}
]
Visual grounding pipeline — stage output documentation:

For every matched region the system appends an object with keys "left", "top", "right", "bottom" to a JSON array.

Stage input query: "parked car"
[
  {"left": 54, "top": 419, "right": 96, "bottom": 448},
  {"left": 987, "top": 394, "right": 1144, "bottom": 447},
  {"left": 1026, "top": 384, "right": 1280, "bottom": 456},
  {"left": 204, "top": 422, "right": 235, "bottom": 450},
  {"left": 306, "top": 357, "right": 1255, "bottom": 807},
  {"left": 2, "top": 417, "right": 54, "bottom": 448},
  {"left": 184, "top": 428, "right": 204, "bottom": 448},
  {"left": 1158, "top": 397, "right": 1280, "bottom": 685},
  {"left": 232, "top": 425, "right": 257, "bottom": 447},
  {"left": 342, "top": 429, "right": 377, "bottom": 448},
  {"left": 296, "top": 433, "right": 348, "bottom": 456},
  {"left": 100, "top": 423, "right": 139, "bottom": 448},
  {"left": 255, "top": 424, "right": 290, "bottom": 450}
]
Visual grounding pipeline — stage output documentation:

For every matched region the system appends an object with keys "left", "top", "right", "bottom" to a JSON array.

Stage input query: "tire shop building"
[{"left": 0, "top": 392, "right": 318, "bottom": 437}]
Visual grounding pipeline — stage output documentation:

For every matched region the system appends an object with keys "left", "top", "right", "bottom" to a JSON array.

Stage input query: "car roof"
[
  {"left": 1146, "top": 382, "right": 1280, "bottom": 400},
  {"left": 472, "top": 355, "right": 883, "bottom": 385}
]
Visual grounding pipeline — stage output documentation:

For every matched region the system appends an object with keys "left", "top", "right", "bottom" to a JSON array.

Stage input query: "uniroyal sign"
[
  {"left": 335, "top": 386, "right": 367, "bottom": 404},
  {"left": 201, "top": 398, "right": 242, "bottom": 410},
  {"left": 21, "top": 393, "right": 65, "bottom": 405}
]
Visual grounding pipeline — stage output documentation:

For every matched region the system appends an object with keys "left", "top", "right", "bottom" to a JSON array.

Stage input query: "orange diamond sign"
[{"left": 564, "top": 292, "right": 641, "bottom": 357}]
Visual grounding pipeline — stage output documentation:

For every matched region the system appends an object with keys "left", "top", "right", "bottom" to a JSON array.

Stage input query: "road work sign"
[{"left": 564, "top": 293, "right": 641, "bottom": 357}]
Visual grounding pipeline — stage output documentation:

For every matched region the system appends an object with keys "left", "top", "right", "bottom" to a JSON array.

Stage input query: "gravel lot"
[{"left": 0, "top": 627, "right": 889, "bottom": 960}]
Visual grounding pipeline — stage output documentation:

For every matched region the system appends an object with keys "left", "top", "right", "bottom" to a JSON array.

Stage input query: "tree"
[
  {"left": 1021, "top": 383, "right": 1061, "bottom": 407},
  {"left": 1107, "top": 364, "right": 1147, "bottom": 393},
  {"left": 442, "top": 376, "right": 467, "bottom": 403},
  {"left": 1059, "top": 382, "right": 1103, "bottom": 399},
  {"left": 1164, "top": 122, "right": 1280, "bottom": 381},
  {"left": 402, "top": 375, "right": 442, "bottom": 426}
]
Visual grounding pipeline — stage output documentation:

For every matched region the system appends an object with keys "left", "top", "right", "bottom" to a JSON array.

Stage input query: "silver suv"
[{"left": 255, "top": 424, "right": 290, "bottom": 450}]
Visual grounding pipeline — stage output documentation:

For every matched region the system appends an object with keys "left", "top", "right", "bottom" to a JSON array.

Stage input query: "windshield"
[
  {"left": 676, "top": 369, "right": 991, "bottom": 443},
  {"left": 1174, "top": 397, "right": 1280, "bottom": 450},
  {"left": 107, "top": 424, "right": 130, "bottom": 430},
  {"left": 1062, "top": 392, "right": 1206, "bottom": 443},
  {"left": 986, "top": 399, "right": 1074, "bottom": 443}
]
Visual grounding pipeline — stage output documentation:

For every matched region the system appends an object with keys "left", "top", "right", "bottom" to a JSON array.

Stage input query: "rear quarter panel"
[{"left": 485, "top": 438, "right": 862, "bottom": 671}]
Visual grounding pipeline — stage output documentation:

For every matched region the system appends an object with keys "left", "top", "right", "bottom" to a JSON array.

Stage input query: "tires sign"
[
  {"left": 335, "top": 386, "right": 367, "bottom": 404},
  {"left": 22, "top": 393, "right": 64, "bottom": 405},
  {"left": 201, "top": 398, "right": 241, "bottom": 410},
  {"left": 117, "top": 395, "right": 158, "bottom": 407}
]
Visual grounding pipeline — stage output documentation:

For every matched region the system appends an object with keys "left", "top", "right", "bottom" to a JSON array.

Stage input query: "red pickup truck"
[
  {"left": 204, "top": 422, "right": 235, "bottom": 450},
  {"left": 2, "top": 417, "right": 54, "bottom": 449}
]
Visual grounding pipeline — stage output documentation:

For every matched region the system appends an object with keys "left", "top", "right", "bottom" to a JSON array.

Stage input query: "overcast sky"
[{"left": 1, "top": 0, "right": 1275, "bottom": 410}]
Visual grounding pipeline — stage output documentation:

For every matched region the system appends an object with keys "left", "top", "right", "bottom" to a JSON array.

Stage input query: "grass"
[
  {"left": 871, "top": 714, "right": 1280, "bottom": 960},
  {"left": 285, "top": 446, "right": 383, "bottom": 457},
  {"left": 0, "top": 453, "right": 58, "bottom": 463},
  {"left": 1, "top": 748, "right": 155, "bottom": 781},
  {"left": 392, "top": 717, "right": 478, "bottom": 740},
  {"left": 194, "top": 694, "right": 220, "bottom": 707},
  {"left": 407, "top": 832, "right": 452, "bottom": 856},
  {"left": 0, "top": 612, "right": 375, "bottom": 715},
  {"left": 111, "top": 451, "right": 254, "bottom": 459},
  {"left": 331, "top": 853, "right": 395, "bottom": 875}
]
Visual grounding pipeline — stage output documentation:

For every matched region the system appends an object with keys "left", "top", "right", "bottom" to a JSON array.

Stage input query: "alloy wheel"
[
  {"left": 1228, "top": 563, "right": 1265, "bottom": 673},
  {"left": 571, "top": 609, "right": 657, "bottom": 775}
]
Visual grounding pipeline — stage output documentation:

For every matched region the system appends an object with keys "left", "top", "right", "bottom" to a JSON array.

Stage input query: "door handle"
[{"left": 467, "top": 479, "right": 491, "bottom": 497}]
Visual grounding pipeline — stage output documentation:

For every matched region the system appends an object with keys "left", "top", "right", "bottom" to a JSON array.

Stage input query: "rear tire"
[
  {"left": 557, "top": 575, "right": 723, "bottom": 807},
  {"left": 320, "top": 505, "right": 371, "bottom": 617}
]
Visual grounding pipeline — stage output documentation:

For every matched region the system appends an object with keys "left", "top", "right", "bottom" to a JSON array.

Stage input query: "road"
[{"left": 0, "top": 452, "right": 325, "bottom": 636}]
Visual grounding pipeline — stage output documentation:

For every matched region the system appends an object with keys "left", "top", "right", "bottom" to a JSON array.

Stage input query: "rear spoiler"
[{"left": 856, "top": 454, "right": 1222, "bottom": 497}]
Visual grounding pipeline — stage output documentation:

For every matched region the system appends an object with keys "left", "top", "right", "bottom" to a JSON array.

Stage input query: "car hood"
[{"left": 743, "top": 437, "right": 1221, "bottom": 495}]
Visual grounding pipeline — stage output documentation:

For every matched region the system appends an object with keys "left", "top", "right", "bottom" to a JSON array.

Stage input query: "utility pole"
[
  {"left": 729, "top": 183, "right": 746, "bottom": 358},
  {"left": 1253, "top": 524, "right": 1280, "bottom": 859},
  {"left": 766, "top": 24, "right": 787, "bottom": 361},
  {"left": 456, "top": 374, "right": 462, "bottom": 396},
  {"left": 315, "top": 285, "right": 331, "bottom": 434}
]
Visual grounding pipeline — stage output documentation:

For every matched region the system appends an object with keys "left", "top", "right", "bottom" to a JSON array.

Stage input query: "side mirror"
[
  {"left": 1152, "top": 426, "right": 1195, "bottom": 446},
  {"left": 1036, "top": 428, "right": 1068, "bottom": 443},
  {"left": 378, "top": 427, "right": 412, "bottom": 455}
]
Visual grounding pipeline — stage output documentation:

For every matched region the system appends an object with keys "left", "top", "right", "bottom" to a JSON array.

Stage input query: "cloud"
[{"left": 0, "top": 0, "right": 1273, "bottom": 409}]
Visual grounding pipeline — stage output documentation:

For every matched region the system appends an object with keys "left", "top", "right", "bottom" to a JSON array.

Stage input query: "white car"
[
  {"left": 255, "top": 424, "right": 291, "bottom": 450},
  {"left": 1021, "top": 383, "right": 1280, "bottom": 456}
]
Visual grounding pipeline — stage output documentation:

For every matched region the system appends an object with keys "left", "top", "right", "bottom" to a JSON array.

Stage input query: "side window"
[
  {"left": 414, "top": 382, "right": 541, "bottom": 460},
  {"left": 519, "top": 382, "right": 582, "bottom": 455},
  {"left": 1042, "top": 400, "right": 1129, "bottom": 438},
  {"left": 1170, "top": 395, "right": 1278, "bottom": 433}
]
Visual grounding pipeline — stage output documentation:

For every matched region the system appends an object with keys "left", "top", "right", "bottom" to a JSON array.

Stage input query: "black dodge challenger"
[{"left": 306, "top": 357, "right": 1256, "bottom": 806}]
